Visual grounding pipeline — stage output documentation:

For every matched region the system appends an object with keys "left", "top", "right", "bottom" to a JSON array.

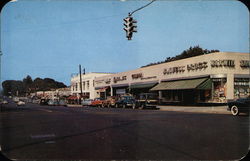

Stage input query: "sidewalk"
[
  {"left": 157, "top": 105, "right": 230, "bottom": 114},
  {"left": 67, "top": 104, "right": 83, "bottom": 108}
]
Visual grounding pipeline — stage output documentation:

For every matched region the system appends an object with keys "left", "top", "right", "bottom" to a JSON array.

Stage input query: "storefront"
[
  {"left": 94, "top": 52, "right": 249, "bottom": 104},
  {"left": 71, "top": 72, "right": 111, "bottom": 99},
  {"left": 234, "top": 77, "right": 250, "bottom": 99}
]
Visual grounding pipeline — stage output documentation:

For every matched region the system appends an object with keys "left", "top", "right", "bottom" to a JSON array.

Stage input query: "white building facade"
[
  {"left": 71, "top": 73, "right": 111, "bottom": 99},
  {"left": 34, "top": 87, "right": 71, "bottom": 99},
  {"left": 94, "top": 52, "right": 250, "bottom": 104}
]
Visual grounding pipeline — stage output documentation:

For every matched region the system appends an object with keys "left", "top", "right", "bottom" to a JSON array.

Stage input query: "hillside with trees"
[
  {"left": 2, "top": 75, "right": 66, "bottom": 96},
  {"left": 141, "top": 45, "right": 219, "bottom": 68}
]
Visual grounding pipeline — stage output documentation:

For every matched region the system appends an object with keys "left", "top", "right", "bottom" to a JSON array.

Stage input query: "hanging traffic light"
[{"left": 123, "top": 16, "right": 137, "bottom": 40}]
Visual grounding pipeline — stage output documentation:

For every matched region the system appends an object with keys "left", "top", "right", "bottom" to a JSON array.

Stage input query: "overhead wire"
[{"left": 129, "top": 0, "right": 156, "bottom": 16}]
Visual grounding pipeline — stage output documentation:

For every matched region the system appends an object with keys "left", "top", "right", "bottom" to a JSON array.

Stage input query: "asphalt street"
[{"left": 0, "top": 102, "right": 249, "bottom": 160}]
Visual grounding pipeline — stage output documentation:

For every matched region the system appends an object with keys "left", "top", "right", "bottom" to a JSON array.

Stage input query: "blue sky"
[{"left": 1, "top": 0, "right": 249, "bottom": 86}]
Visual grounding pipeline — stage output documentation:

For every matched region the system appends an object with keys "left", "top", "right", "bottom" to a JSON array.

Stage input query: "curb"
[
  {"left": 67, "top": 104, "right": 83, "bottom": 108},
  {"left": 157, "top": 106, "right": 231, "bottom": 114}
]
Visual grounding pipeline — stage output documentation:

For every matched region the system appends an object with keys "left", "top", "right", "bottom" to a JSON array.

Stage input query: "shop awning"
[
  {"left": 196, "top": 78, "right": 212, "bottom": 90},
  {"left": 150, "top": 78, "right": 211, "bottom": 91},
  {"left": 67, "top": 96, "right": 78, "bottom": 100},
  {"left": 130, "top": 82, "right": 157, "bottom": 89},
  {"left": 99, "top": 87, "right": 108, "bottom": 92}
]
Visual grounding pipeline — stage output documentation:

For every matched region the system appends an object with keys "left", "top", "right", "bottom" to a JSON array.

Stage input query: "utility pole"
[
  {"left": 0, "top": 51, "right": 2, "bottom": 96},
  {"left": 79, "top": 65, "right": 83, "bottom": 101}
]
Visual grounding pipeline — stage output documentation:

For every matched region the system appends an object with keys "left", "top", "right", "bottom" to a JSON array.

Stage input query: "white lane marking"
[
  {"left": 45, "top": 141, "right": 56, "bottom": 144},
  {"left": 39, "top": 109, "right": 53, "bottom": 113},
  {"left": 30, "top": 134, "right": 55, "bottom": 139}
]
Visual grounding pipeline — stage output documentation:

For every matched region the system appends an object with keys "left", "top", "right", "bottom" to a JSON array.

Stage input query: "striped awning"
[
  {"left": 130, "top": 82, "right": 157, "bottom": 89},
  {"left": 150, "top": 78, "right": 211, "bottom": 91}
]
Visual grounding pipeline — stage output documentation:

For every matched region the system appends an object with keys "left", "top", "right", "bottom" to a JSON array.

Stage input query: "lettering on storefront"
[
  {"left": 163, "top": 66, "right": 185, "bottom": 75},
  {"left": 131, "top": 73, "right": 143, "bottom": 79},
  {"left": 105, "top": 78, "right": 111, "bottom": 84},
  {"left": 211, "top": 60, "right": 235, "bottom": 68},
  {"left": 113, "top": 76, "right": 127, "bottom": 83},
  {"left": 240, "top": 60, "right": 250, "bottom": 68},
  {"left": 141, "top": 76, "right": 157, "bottom": 80},
  {"left": 95, "top": 80, "right": 104, "bottom": 84},
  {"left": 132, "top": 73, "right": 157, "bottom": 80},
  {"left": 187, "top": 62, "right": 208, "bottom": 71}
]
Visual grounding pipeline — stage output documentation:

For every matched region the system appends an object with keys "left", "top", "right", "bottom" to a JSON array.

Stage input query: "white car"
[
  {"left": 3, "top": 100, "right": 8, "bottom": 104},
  {"left": 17, "top": 101, "right": 25, "bottom": 106}
]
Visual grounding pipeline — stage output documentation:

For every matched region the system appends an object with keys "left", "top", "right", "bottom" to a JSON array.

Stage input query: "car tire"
[
  {"left": 141, "top": 104, "right": 145, "bottom": 109},
  {"left": 132, "top": 103, "right": 136, "bottom": 109},
  {"left": 122, "top": 104, "right": 126, "bottom": 109},
  {"left": 231, "top": 105, "right": 239, "bottom": 116},
  {"left": 115, "top": 104, "right": 119, "bottom": 108}
]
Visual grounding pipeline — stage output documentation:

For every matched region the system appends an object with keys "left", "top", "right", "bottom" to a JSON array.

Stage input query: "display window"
[
  {"left": 212, "top": 78, "right": 226, "bottom": 102},
  {"left": 234, "top": 78, "right": 250, "bottom": 98}
]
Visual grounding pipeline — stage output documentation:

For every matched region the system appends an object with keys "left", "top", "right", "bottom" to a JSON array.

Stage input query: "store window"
[
  {"left": 212, "top": 78, "right": 226, "bottom": 102},
  {"left": 234, "top": 78, "right": 250, "bottom": 98},
  {"left": 87, "top": 81, "right": 90, "bottom": 90}
]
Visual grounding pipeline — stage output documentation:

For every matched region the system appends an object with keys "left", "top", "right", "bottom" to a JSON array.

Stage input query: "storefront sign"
[
  {"left": 141, "top": 76, "right": 157, "bottom": 80},
  {"left": 187, "top": 62, "right": 208, "bottom": 71},
  {"left": 116, "top": 89, "right": 126, "bottom": 95},
  {"left": 95, "top": 80, "right": 104, "bottom": 84},
  {"left": 132, "top": 73, "right": 143, "bottom": 79},
  {"left": 113, "top": 76, "right": 127, "bottom": 83},
  {"left": 211, "top": 60, "right": 235, "bottom": 68},
  {"left": 163, "top": 66, "right": 185, "bottom": 75},
  {"left": 240, "top": 60, "right": 250, "bottom": 68},
  {"left": 105, "top": 78, "right": 111, "bottom": 84}
]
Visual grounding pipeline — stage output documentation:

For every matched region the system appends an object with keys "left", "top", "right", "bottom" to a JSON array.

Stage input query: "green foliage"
[
  {"left": 141, "top": 45, "right": 219, "bottom": 67},
  {"left": 2, "top": 76, "right": 66, "bottom": 96}
]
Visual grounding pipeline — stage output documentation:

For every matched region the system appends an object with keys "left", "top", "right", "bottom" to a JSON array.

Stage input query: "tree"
[
  {"left": 2, "top": 76, "right": 67, "bottom": 96},
  {"left": 23, "top": 75, "right": 33, "bottom": 94},
  {"left": 142, "top": 46, "right": 220, "bottom": 67},
  {"left": 2, "top": 80, "right": 25, "bottom": 96}
]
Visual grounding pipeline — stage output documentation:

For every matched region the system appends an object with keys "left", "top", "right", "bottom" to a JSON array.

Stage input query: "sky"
[{"left": 1, "top": 0, "right": 249, "bottom": 86}]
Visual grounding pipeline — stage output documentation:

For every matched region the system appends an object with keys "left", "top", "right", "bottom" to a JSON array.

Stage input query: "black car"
[
  {"left": 136, "top": 93, "right": 158, "bottom": 109},
  {"left": 39, "top": 99, "right": 49, "bottom": 105},
  {"left": 227, "top": 97, "right": 250, "bottom": 116},
  {"left": 115, "top": 96, "right": 137, "bottom": 109}
]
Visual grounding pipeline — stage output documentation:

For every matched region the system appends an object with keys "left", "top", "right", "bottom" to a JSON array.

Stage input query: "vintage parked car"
[
  {"left": 91, "top": 98, "right": 105, "bottom": 107},
  {"left": 136, "top": 93, "right": 158, "bottom": 109},
  {"left": 101, "top": 96, "right": 118, "bottom": 108},
  {"left": 227, "top": 97, "right": 250, "bottom": 116},
  {"left": 115, "top": 96, "right": 137, "bottom": 109},
  {"left": 17, "top": 100, "right": 25, "bottom": 106},
  {"left": 58, "top": 100, "right": 67, "bottom": 106},
  {"left": 39, "top": 99, "right": 49, "bottom": 105},
  {"left": 2, "top": 100, "right": 8, "bottom": 104},
  {"left": 48, "top": 99, "right": 59, "bottom": 106},
  {"left": 82, "top": 99, "right": 93, "bottom": 106}
]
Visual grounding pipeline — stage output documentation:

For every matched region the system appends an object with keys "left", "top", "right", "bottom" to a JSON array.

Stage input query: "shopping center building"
[
  {"left": 94, "top": 52, "right": 249, "bottom": 104},
  {"left": 71, "top": 72, "right": 111, "bottom": 99}
]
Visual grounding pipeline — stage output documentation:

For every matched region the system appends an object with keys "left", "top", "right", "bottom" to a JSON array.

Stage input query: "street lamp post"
[{"left": 0, "top": 50, "right": 2, "bottom": 96}]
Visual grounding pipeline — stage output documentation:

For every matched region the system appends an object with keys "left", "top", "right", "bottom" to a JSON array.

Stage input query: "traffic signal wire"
[{"left": 129, "top": 0, "right": 156, "bottom": 16}]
